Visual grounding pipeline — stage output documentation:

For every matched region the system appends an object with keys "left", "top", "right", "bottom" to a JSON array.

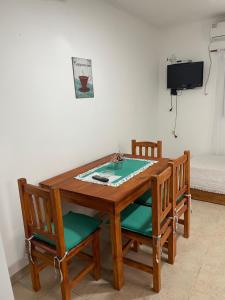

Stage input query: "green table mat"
[{"left": 75, "top": 158, "right": 157, "bottom": 187}]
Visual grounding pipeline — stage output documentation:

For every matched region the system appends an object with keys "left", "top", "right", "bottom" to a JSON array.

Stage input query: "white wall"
[
  {"left": 156, "top": 20, "right": 217, "bottom": 157},
  {"left": 0, "top": 0, "right": 159, "bottom": 274},
  {"left": 0, "top": 234, "right": 14, "bottom": 300}
]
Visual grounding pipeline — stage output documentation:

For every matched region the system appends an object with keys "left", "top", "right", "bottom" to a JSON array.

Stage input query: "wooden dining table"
[{"left": 40, "top": 153, "right": 169, "bottom": 290}]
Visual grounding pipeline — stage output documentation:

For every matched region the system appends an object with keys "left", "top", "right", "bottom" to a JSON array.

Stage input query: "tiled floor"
[{"left": 13, "top": 200, "right": 225, "bottom": 300}]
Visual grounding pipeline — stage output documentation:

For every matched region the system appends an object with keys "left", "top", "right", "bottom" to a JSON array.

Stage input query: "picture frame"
[{"left": 72, "top": 57, "right": 94, "bottom": 99}]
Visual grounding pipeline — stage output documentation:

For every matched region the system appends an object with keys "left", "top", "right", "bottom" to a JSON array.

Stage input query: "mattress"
[{"left": 191, "top": 155, "right": 225, "bottom": 194}]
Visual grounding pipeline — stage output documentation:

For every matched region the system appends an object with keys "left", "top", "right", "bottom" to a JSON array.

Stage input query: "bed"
[{"left": 190, "top": 155, "right": 225, "bottom": 205}]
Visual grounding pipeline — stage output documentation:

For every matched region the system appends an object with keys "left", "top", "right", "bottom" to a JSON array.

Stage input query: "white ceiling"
[{"left": 105, "top": 0, "right": 225, "bottom": 27}]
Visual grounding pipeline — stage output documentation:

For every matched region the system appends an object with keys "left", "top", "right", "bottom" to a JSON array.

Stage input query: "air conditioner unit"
[
  {"left": 211, "top": 22, "right": 225, "bottom": 39},
  {"left": 210, "top": 22, "right": 225, "bottom": 51}
]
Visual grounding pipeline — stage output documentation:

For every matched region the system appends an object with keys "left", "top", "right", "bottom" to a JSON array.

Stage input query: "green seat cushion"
[
  {"left": 136, "top": 190, "right": 184, "bottom": 207},
  {"left": 121, "top": 203, "right": 152, "bottom": 237},
  {"left": 135, "top": 189, "right": 152, "bottom": 207},
  {"left": 34, "top": 212, "right": 101, "bottom": 251},
  {"left": 177, "top": 194, "right": 184, "bottom": 203}
]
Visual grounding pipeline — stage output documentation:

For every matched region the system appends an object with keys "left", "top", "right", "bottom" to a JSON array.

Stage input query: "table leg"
[{"left": 110, "top": 212, "right": 124, "bottom": 290}]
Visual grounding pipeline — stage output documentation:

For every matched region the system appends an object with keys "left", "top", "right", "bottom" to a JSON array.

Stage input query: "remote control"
[{"left": 92, "top": 175, "right": 109, "bottom": 183}]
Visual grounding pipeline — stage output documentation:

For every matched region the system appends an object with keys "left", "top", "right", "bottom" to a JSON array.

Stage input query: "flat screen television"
[{"left": 167, "top": 61, "right": 204, "bottom": 90}]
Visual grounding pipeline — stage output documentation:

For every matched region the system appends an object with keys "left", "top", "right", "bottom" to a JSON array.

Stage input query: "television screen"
[{"left": 167, "top": 61, "right": 204, "bottom": 90}]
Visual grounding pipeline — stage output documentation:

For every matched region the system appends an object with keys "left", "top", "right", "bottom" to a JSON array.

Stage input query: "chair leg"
[
  {"left": 30, "top": 260, "right": 41, "bottom": 292},
  {"left": 168, "top": 230, "right": 176, "bottom": 264},
  {"left": 131, "top": 241, "right": 139, "bottom": 252},
  {"left": 110, "top": 213, "right": 124, "bottom": 290},
  {"left": 92, "top": 231, "right": 101, "bottom": 281},
  {"left": 152, "top": 241, "right": 161, "bottom": 293},
  {"left": 60, "top": 261, "right": 70, "bottom": 300},
  {"left": 184, "top": 201, "right": 190, "bottom": 238}
]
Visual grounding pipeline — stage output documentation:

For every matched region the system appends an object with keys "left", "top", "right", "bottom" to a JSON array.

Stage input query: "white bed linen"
[{"left": 191, "top": 155, "right": 225, "bottom": 194}]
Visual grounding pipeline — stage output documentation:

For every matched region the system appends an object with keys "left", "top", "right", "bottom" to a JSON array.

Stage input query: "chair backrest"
[
  {"left": 18, "top": 178, "right": 66, "bottom": 256},
  {"left": 171, "top": 151, "right": 190, "bottom": 201},
  {"left": 131, "top": 139, "right": 162, "bottom": 159},
  {"left": 151, "top": 165, "right": 174, "bottom": 237}
]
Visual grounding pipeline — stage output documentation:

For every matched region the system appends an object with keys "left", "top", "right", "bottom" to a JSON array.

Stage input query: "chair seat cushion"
[
  {"left": 34, "top": 212, "right": 101, "bottom": 251},
  {"left": 121, "top": 203, "right": 152, "bottom": 237},
  {"left": 177, "top": 194, "right": 184, "bottom": 204},
  {"left": 136, "top": 189, "right": 184, "bottom": 207},
  {"left": 135, "top": 189, "right": 152, "bottom": 206}
]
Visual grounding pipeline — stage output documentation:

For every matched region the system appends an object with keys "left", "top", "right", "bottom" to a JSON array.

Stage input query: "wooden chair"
[
  {"left": 170, "top": 151, "right": 191, "bottom": 238},
  {"left": 120, "top": 165, "right": 176, "bottom": 292},
  {"left": 131, "top": 139, "right": 162, "bottom": 159},
  {"left": 18, "top": 178, "right": 101, "bottom": 300},
  {"left": 132, "top": 139, "right": 162, "bottom": 208}
]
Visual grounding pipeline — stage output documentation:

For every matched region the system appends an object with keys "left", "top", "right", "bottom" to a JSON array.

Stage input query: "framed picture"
[{"left": 72, "top": 57, "right": 94, "bottom": 99}]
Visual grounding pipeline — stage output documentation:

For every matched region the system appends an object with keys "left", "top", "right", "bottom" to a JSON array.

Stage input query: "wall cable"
[
  {"left": 173, "top": 95, "right": 178, "bottom": 138},
  {"left": 204, "top": 40, "right": 213, "bottom": 95},
  {"left": 169, "top": 94, "right": 173, "bottom": 111}
]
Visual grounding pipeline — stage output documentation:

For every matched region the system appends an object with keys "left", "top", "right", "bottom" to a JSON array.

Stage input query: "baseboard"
[{"left": 191, "top": 188, "right": 225, "bottom": 206}]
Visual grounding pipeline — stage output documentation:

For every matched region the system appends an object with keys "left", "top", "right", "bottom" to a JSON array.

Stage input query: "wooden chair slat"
[
  {"left": 178, "top": 166, "right": 180, "bottom": 190},
  {"left": 131, "top": 139, "right": 162, "bottom": 159},
  {"left": 167, "top": 180, "right": 169, "bottom": 208},
  {"left": 164, "top": 181, "right": 167, "bottom": 209},
  {"left": 159, "top": 184, "right": 162, "bottom": 214},
  {"left": 183, "top": 163, "right": 186, "bottom": 188},
  {"left": 151, "top": 147, "right": 154, "bottom": 157},
  {"left": 45, "top": 199, "right": 52, "bottom": 234},
  {"left": 145, "top": 146, "right": 148, "bottom": 157},
  {"left": 166, "top": 179, "right": 169, "bottom": 207},
  {"left": 175, "top": 167, "right": 178, "bottom": 195},
  {"left": 181, "top": 164, "right": 184, "bottom": 190},
  {"left": 30, "top": 195, "right": 37, "bottom": 227},
  {"left": 35, "top": 195, "right": 44, "bottom": 229},
  {"left": 180, "top": 165, "right": 182, "bottom": 190}
]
